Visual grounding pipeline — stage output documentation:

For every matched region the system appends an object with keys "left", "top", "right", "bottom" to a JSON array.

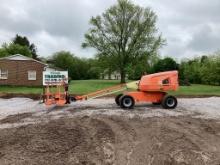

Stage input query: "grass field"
[
  {"left": 0, "top": 80, "right": 120, "bottom": 95},
  {"left": 0, "top": 80, "right": 220, "bottom": 96},
  {"left": 169, "top": 84, "right": 220, "bottom": 96},
  {"left": 69, "top": 80, "right": 120, "bottom": 94}
]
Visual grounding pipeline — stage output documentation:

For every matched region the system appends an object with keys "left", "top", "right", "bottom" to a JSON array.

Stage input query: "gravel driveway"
[{"left": 0, "top": 97, "right": 220, "bottom": 164}]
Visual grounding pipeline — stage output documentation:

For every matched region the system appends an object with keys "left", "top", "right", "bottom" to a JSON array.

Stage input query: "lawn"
[
  {"left": 170, "top": 84, "right": 220, "bottom": 96},
  {"left": 0, "top": 80, "right": 120, "bottom": 95},
  {"left": 0, "top": 80, "right": 220, "bottom": 96},
  {"left": 69, "top": 80, "right": 120, "bottom": 94}
]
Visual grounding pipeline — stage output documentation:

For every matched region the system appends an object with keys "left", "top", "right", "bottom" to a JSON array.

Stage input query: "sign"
[{"left": 43, "top": 71, "right": 68, "bottom": 85}]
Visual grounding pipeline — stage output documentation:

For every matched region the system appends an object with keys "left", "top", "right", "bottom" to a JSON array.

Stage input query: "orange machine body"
[{"left": 125, "top": 71, "right": 179, "bottom": 103}]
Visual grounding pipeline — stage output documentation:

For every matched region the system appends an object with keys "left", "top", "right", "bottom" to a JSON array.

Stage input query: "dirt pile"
[{"left": 0, "top": 115, "right": 220, "bottom": 165}]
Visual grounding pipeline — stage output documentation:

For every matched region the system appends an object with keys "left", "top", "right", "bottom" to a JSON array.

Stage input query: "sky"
[{"left": 0, "top": 0, "right": 219, "bottom": 59}]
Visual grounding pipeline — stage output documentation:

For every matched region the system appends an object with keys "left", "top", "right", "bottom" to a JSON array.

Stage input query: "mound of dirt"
[
  {"left": 0, "top": 112, "right": 33, "bottom": 124},
  {"left": 0, "top": 115, "right": 220, "bottom": 165}
]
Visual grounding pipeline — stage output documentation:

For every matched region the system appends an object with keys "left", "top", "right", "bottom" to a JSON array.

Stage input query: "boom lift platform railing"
[{"left": 42, "top": 82, "right": 68, "bottom": 106}]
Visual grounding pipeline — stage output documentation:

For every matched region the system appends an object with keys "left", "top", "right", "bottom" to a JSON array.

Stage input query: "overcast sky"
[{"left": 0, "top": 0, "right": 219, "bottom": 59}]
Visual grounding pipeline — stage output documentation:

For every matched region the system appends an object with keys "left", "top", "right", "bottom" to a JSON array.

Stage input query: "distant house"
[
  {"left": 0, "top": 54, "right": 48, "bottom": 86},
  {"left": 101, "top": 70, "right": 128, "bottom": 80}
]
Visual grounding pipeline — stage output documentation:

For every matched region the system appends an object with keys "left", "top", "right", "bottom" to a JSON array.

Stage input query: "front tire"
[
  {"left": 120, "top": 95, "right": 135, "bottom": 109},
  {"left": 115, "top": 94, "right": 123, "bottom": 106},
  {"left": 161, "top": 95, "right": 177, "bottom": 109}
]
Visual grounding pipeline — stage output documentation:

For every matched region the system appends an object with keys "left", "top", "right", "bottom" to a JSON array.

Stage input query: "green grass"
[
  {"left": 0, "top": 80, "right": 220, "bottom": 96},
  {"left": 0, "top": 80, "right": 120, "bottom": 95},
  {"left": 0, "top": 86, "right": 42, "bottom": 94},
  {"left": 69, "top": 80, "right": 120, "bottom": 94},
  {"left": 169, "top": 84, "right": 220, "bottom": 96}
]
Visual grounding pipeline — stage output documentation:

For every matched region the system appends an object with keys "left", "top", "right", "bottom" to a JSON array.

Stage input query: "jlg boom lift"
[{"left": 43, "top": 70, "right": 179, "bottom": 109}]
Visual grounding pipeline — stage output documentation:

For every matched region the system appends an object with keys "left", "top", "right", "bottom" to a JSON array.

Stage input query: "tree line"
[
  {"left": 179, "top": 53, "right": 220, "bottom": 85},
  {"left": 48, "top": 51, "right": 101, "bottom": 80},
  {"left": 48, "top": 50, "right": 220, "bottom": 86}
]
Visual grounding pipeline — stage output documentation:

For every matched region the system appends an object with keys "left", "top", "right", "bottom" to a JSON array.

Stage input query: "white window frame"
[
  {"left": 0, "top": 69, "right": 8, "bottom": 79},
  {"left": 28, "top": 70, "right": 36, "bottom": 80}
]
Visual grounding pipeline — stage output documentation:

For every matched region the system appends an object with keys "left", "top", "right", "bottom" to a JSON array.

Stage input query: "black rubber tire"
[
  {"left": 161, "top": 95, "right": 177, "bottom": 109},
  {"left": 67, "top": 96, "right": 76, "bottom": 104},
  {"left": 71, "top": 96, "right": 77, "bottom": 102},
  {"left": 119, "top": 95, "right": 135, "bottom": 109},
  {"left": 115, "top": 94, "right": 123, "bottom": 106}
]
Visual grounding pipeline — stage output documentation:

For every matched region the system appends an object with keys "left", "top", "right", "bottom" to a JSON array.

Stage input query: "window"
[
  {"left": 0, "top": 69, "right": 8, "bottom": 79},
  {"left": 28, "top": 70, "right": 36, "bottom": 80},
  {"left": 162, "top": 78, "right": 170, "bottom": 85}
]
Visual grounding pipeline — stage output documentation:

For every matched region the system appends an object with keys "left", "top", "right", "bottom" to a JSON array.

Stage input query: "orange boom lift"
[
  {"left": 114, "top": 70, "right": 179, "bottom": 109},
  {"left": 42, "top": 70, "right": 179, "bottom": 109}
]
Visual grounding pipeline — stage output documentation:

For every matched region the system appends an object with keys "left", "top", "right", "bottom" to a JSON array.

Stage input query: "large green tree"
[
  {"left": 82, "top": 0, "right": 164, "bottom": 83},
  {"left": 153, "top": 57, "right": 178, "bottom": 73}
]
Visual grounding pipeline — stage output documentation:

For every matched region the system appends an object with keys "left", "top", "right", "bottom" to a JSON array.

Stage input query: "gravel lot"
[
  {"left": 0, "top": 97, "right": 220, "bottom": 164},
  {"left": 0, "top": 97, "right": 220, "bottom": 125}
]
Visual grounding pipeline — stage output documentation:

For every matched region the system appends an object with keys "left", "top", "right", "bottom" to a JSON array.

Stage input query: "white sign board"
[{"left": 43, "top": 71, "right": 68, "bottom": 85}]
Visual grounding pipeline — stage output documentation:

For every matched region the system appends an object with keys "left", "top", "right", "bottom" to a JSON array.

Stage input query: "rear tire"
[
  {"left": 119, "top": 95, "right": 135, "bottom": 109},
  {"left": 161, "top": 95, "right": 177, "bottom": 109},
  {"left": 115, "top": 94, "right": 123, "bottom": 106}
]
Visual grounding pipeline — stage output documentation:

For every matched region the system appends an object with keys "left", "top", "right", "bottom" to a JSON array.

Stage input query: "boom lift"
[
  {"left": 115, "top": 70, "right": 179, "bottom": 109},
  {"left": 42, "top": 70, "right": 179, "bottom": 109}
]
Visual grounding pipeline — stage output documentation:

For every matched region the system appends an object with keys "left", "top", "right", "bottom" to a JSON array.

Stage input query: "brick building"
[{"left": 0, "top": 54, "right": 47, "bottom": 86}]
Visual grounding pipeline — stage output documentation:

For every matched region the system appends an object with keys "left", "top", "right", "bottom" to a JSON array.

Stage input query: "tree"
[
  {"left": 0, "top": 43, "right": 32, "bottom": 57},
  {"left": 50, "top": 51, "right": 76, "bottom": 79},
  {"left": 0, "top": 46, "right": 9, "bottom": 58},
  {"left": 179, "top": 59, "right": 201, "bottom": 84},
  {"left": 153, "top": 57, "right": 178, "bottom": 73},
  {"left": 85, "top": 58, "right": 101, "bottom": 79},
  {"left": 82, "top": 0, "right": 164, "bottom": 83},
  {"left": 96, "top": 53, "right": 117, "bottom": 79},
  {"left": 12, "top": 34, "right": 38, "bottom": 59},
  {"left": 199, "top": 53, "right": 220, "bottom": 85},
  {"left": 50, "top": 51, "right": 101, "bottom": 80}
]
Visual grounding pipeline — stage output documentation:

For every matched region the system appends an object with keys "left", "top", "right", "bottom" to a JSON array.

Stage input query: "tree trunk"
[
  {"left": 108, "top": 69, "right": 111, "bottom": 80},
  {"left": 120, "top": 69, "right": 126, "bottom": 83}
]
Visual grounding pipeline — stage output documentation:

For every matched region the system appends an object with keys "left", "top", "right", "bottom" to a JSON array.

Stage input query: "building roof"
[
  {"left": 0, "top": 54, "right": 47, "bottom": 66},
  {"left": 47, "top": 65, "right": 64, "bottom": 71}
]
